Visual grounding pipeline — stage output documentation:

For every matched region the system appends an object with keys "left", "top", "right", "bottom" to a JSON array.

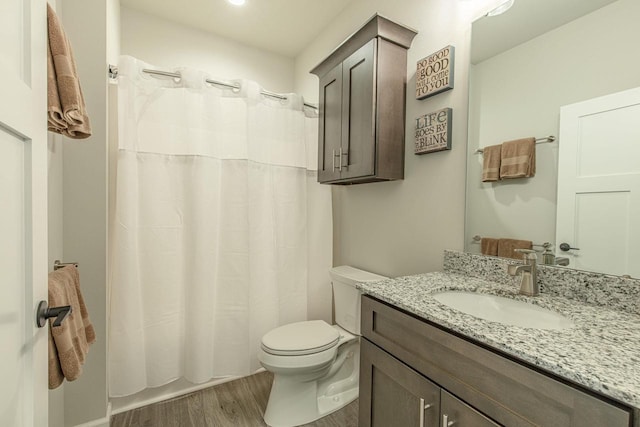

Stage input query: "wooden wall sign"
[
  {"left": 416, "top": 45, "right": 454, "bottom": 100},
  {"left": 415, "top": 108, "right": 452, "bottom": 155}
]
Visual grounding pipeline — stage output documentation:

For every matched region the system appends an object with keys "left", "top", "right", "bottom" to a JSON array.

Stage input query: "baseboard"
[{"left": 73, "top": 402, "right": 111, "bottom": 427}]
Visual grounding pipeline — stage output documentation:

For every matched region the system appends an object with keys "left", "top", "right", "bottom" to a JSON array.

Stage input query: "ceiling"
[
  {"left": 471, "top": 0, "right": 619, "bottom": 63},
  {"left": 120, "top": 0, "right": 355, "bottom": 58}
]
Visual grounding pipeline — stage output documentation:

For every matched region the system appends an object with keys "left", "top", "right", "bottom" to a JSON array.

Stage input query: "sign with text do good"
[
  {"left": 416, "top": 45, "right": 454, "bottom": 100},
  {"left": 415, "top": 108, "right": 452, "bottom": 155}
]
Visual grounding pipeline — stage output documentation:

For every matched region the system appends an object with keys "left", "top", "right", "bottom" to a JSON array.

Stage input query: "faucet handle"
[{"left": 514, "top": 248, "right": 537, "bottom": 260}]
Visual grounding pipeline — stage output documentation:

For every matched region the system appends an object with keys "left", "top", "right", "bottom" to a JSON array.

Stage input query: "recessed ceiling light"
[
  {"left": 228, "top": 0, "right": 246, "bottom": 6},
  {"left": 487, "top": 0, "right": 514, "bottom": 16}
]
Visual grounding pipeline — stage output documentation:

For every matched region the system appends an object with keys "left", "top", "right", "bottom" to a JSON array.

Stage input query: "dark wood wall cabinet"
[
  {"left": 311, "top": 15, "right": 417, "bottom": 185},
  {"left": 360, "top": 296, "right": 634, "bottom": 427}
]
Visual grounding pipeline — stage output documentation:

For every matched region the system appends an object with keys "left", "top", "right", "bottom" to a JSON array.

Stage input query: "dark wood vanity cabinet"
[
  {"left": 311, "top": 15, "right": 417, "bottom": 185},
  {"left": 361, "top": 339, "right": 498, "bottom": 427},
  {"left": 360, "top": 296, "right": 633, "bottom": 427}
]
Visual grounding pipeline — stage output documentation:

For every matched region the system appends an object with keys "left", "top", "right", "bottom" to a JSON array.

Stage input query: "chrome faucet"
[{"left": 507, "top": 249, "right": 539, "bottom": 296}]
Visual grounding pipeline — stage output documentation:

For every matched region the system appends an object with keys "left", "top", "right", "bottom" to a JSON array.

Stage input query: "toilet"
[{"left": 258, "top": 265, "right": 386, "bottom": 427}]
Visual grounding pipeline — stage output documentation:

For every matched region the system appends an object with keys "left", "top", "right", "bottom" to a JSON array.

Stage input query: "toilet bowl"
[{"left": 258, "top": 266, "right": 386, "bottom": 427}]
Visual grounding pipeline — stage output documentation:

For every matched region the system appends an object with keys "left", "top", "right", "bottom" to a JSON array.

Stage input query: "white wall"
[
  {"left": 294, "top": 0, "right": 498, "bottom": 277},
  {"left": 47, "top": 130, "right": 65, "bottom": 427},
  {"left": 120, "top": 7, "right": 295, "bottom": 93},
  {"left": 60, "top": 0, "right": 112, "bottom": 425},
  {"left": 47, "top": 3, "right": 66, "bottom": 427},
  {"left": 465, "top": 0, "right": 640, "bottom": 253},
  {"left": 47, "top": 26, "right": 66, "bottom": 427}
]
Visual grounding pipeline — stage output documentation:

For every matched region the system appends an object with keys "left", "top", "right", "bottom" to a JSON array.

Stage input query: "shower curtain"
[{"left": 109, "top": 56, "right": 331, "bottom": 397}]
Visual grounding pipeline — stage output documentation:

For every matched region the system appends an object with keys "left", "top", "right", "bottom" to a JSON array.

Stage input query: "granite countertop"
[{"left": 356, "top": 271, "right": 640, "bottom": 409}]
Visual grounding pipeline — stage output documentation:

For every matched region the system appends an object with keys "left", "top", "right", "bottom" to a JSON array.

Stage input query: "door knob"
[
  {"left": 36, "top": 301, "right": 72, "bottom": 328},
  {"left": 559, "top": 243, "right": 580, "bottom": 252}
]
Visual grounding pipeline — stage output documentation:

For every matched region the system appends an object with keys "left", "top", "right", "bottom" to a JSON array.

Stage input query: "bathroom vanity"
[{"left": 358, "top": 251, "right": 640, "bottom": 427}]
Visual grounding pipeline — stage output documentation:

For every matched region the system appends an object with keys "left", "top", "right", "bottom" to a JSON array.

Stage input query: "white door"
[
  {"left": 556, "top": 87, "right": 640, "bottom": 278},
  {"left": 0, "top": 0, "right": 49, "bottom": 426}
]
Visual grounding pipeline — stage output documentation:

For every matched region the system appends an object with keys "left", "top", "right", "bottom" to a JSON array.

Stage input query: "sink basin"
[{"left": 432, "top": 291, "right": 574, "bottom": 330}]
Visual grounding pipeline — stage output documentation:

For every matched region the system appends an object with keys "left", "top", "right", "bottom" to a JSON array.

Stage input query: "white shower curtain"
[{"left": 109, "top": 56, "right": 332, "bottom": 397}]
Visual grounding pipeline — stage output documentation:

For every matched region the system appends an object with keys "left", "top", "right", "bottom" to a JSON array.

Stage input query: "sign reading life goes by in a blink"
[
  {"left": 415, "top": 108, "right": 452, "bottom": 155},
  {"left": 416, "top": 45, "right": 455, "bottom": 100}
]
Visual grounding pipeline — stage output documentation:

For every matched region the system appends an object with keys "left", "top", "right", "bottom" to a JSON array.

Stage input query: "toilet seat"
[{"left": 261, "top": 320, "right": 340, "bottom": 356}]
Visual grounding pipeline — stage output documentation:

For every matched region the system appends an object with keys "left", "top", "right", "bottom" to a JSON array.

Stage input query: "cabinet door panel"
[
  {"left": 341, "top": 38, "right": 376, "bottom": 180},
  {"left": 441, "top": 390, "right": 501, "bottom": 427},
  {"left": 360, "top": 339, "right": 440, "bottom": 427},
  {"left": 318, "top": 63, "right": 342, "bottom": 182}
]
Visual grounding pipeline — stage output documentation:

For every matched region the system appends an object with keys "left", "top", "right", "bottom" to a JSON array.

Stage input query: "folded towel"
[
  {"left": 497, "top": 238, "right": 533, "bottom": 260},
  {"left": 47, "top": 4, "right": 92, "bottom": 139},
  {"left": 481, "top": 144, "right": 502, "bottom": 182},
  {"left": 480, "top": 238, "right": 499, "bottom": 256},
  {"left": 499, "top": 137, "right": 535, "bottom": 179},
  {"left": 48, "top": 266, "right": 96, "bottom": 389}
]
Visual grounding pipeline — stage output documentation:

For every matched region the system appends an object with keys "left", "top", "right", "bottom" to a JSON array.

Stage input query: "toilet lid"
[{"left": 261, "top": 320, "right": 340, "bottom": 356}]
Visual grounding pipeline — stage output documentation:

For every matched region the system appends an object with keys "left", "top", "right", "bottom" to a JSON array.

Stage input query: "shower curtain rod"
[{"left": 107, "top": 64, "right": 318, "bottom": 110}]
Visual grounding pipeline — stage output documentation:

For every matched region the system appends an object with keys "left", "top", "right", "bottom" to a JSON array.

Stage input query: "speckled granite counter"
[{"left": 356, "top": 252, "right": 640, "bottom": 409}]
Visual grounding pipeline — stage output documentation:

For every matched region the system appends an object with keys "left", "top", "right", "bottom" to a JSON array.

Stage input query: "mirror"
[{"left": 464, "top": 0, "right": 640, "bottom": 275}]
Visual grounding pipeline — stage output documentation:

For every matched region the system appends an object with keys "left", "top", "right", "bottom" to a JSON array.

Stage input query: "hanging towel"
[
  {"left": 48, "top": 266, "right": 96, "bottom": 389},
  {"left": 499, "top": 137, "right": 535, "bottom": 179},
  {"left": 481, "top": 144, "right": 502, "bottom": 182},
  {"left": 497, "top": 238, "right": 533, "bottom": 260},
  {"left": 47, "top": 3, "right": 92, "bottom": 139},
  {"left": 480, "top": 237, "right": 499, "bottom": 256}
]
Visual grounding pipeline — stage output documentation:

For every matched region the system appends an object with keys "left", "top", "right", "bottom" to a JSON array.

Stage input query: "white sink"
[{"left": 432, "top": 291, "right": 574, "bottom": 330}]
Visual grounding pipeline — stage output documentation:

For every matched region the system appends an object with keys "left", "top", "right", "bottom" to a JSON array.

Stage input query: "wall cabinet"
[
  {"left": 311, "top": 15, "right": 417, "bottom": 184},
  {"left": 360, "top": 296, "right": 633, "bottom": 427}
]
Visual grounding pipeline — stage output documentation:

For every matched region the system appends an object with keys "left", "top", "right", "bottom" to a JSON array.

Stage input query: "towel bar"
[
  {"left": 475, "top": 136, "right": 556, "bottom": 154},
  {"left": 472, "top": 235, "right": 552, "bottom": 249},
  {"left": 54, "top": 260, "right": 78, "bottom": 271}
]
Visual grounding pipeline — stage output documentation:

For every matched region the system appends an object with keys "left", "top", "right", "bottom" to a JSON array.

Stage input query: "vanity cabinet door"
[
  {"left": 360, "top": 339, "right": 440, "bottom": 427},
  {"left": 441, "top": 390, "right": 500, "bottom": 427}
]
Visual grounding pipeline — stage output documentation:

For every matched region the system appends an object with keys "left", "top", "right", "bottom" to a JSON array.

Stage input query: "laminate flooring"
[{"left": 110, "top": 371, "right": 359, "bottom": 427}]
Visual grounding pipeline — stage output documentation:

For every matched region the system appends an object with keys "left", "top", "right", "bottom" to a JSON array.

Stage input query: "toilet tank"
[{"left": 330, "top": 266, "right": 387, "bottom": 335}]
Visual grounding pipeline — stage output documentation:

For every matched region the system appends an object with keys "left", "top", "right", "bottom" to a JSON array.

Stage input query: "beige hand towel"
[
  {"left": 47, "top": 3, "right": 92, "bottom": 139},
  {"left": 481, "top": 144, "right": 502, "bottom": 182},
  {"left": 497, "top": 238, "right": 533, "bottom": 260},
  {"left": 499, "top": 137, "right": 536, "bottom": 179},
  {"left": 48, "top": 266, "right": 96, "bottom": 389},
  {"left": 480, "top": 238, "right": 499, "bottom": 256}
]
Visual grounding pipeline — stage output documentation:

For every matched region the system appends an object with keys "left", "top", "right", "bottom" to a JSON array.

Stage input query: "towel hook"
[{"left": 36, "top": 301, "right": 72, "bottom": 328}]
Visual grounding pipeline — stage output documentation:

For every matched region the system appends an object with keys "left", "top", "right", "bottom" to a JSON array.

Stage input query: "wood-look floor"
[{"left": 110, "top": 371, "right": 359, "bottom": 427}]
